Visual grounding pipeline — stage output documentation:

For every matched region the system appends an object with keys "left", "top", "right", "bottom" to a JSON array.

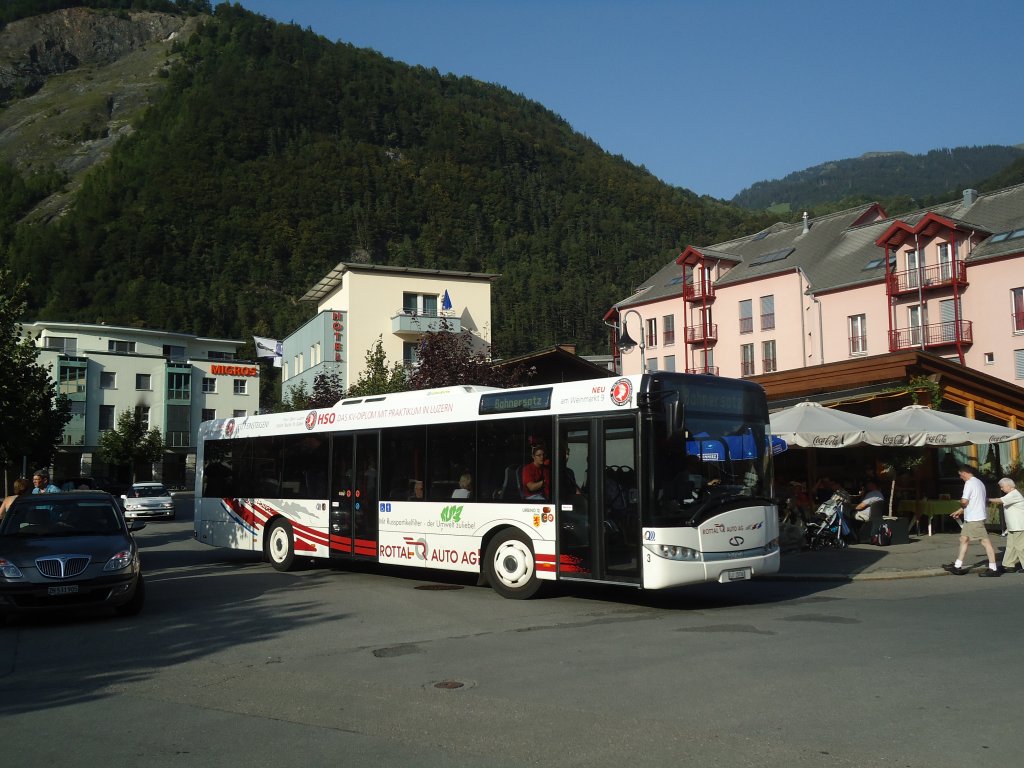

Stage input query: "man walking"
[
  {"left": 943, "top": 464, "right": 1000, "bottom": 576},
  {"left": 31, "top": 469, "right": 60, "bottom": 494},
  {"left": 989, "top": 477, "right": 1024, "bottom": 574}
]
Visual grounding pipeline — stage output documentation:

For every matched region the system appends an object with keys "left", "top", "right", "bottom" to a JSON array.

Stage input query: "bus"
[{"left": 194, "top": 373, "right": 780, "bottom": 598}]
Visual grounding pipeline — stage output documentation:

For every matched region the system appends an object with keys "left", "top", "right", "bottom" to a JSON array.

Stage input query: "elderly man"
[
  {"left": 943, "top": 465, "right": 1000, "bottom": 576},
  {"left": 989, "top": 477, "right": 1024, "bottom": 574},
  {"left": 31, "top": 469, "right": 60, "bottom": 494}
]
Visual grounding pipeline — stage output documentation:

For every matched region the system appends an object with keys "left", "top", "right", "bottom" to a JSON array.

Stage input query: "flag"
[
  {"left": 441, "top": 289, "right": 453, "bottom": 311},
  {"left": 254, "top": 336, "right": 283, "bottom": 359}
]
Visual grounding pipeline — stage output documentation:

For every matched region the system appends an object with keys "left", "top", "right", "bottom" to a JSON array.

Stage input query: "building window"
[
  {"left": 207, "top": 350, "right": 234, "bottom": 360},
  {"left": 647, "top": 358, "right": 658, "bottom": 372},
  {"left": 60, "top": 365, "right": 87, "bottom": 395},
  {"left": 167, "top": 372, "right": 191, "bottom": 401},
  {"left": 403, "top": 342, "right": 420, "bottom": 367},
  {"left": 43, "top": 336, "right": 77, "bottom": 354},
  {"left": 739, "top": 299, "right": 753, "bottom": 334},
  {"left": 1012, "top": 287, "right": 1024, "bottom": 333},
  {"left": 202, "top": 408, "right": 216, "bottom": 422},
  {"left": 167, "top": 404, "right": 190, "bottom": 448},
  {"left": 233, "top": 409, "right": 247, "bottom": 418},
  {"left": 99, "top": 405, "right": 115, "bottom": 431},
  {"left": 740, "top": 344, "right": 755, "bottom": 376},
  {"left": 663, "top": 355, "right": 675, "bottom": 372},
  {"left": 136, "top": 373, "right": 151, "bottom": 390},
  {"left": 135, "top": 405, "right": 150, "bottom": 430},
  {"left": 760, "top": 295, "right": 775, "bottom": 330},
  {"left": 163, "top": 344, "right": 187, "bottom": 361},
  {"left": 937, "top": 242, "right": 953, "bottom": 281},
  {"left": 1015, "top": 349, "right": 1024, "bottom": 380},
  {"left": 108, "top": 340, "right": 136, "bottom": 354},
  {"left": 646, "top": 318, "right": 658, "bottom": 347},
  {"left": 402, "top": 292, "right": 438, "bottom": 316},
  {"left": 99, "top": 371, "right": 116, "bottom": 390},
  {"left": 233, "top": 379, "right": 247, "bottom": 395},
  {"left": 202, "top": 377, "right": 216, "bottom": 393},
  {"left": 762, "top": 340, "right": 777, "bottom": 373},
  {"left": 906, "top": 249, "right": 922, "bottom": 289},
  {"left": 849, "top": 314, "right": 867, "bottom": 355},
  {"left": 662, "top": 315, "right": 675, "bottom": 345}
]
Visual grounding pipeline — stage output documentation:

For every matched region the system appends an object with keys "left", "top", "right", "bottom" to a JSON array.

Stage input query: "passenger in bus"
[
  {"left": 451, "top": 473, "right": 472, "bottom": 499},
  {"left": 522, "top": 446, "right": 551, "bottom": 500},
  {"left": 560, "top": 446, "right": 581, "bottom": 501},
  {"left": 409, "top": 480, "right": 424, "bottom": 500}
]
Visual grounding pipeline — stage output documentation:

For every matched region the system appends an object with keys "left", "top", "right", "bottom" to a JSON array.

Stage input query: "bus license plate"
[
  {"left": 725, "top": 569, "right": 750, "bottom": 582},
  {"left": 48, "top": 585, "right": 79, "bottom": 596}
]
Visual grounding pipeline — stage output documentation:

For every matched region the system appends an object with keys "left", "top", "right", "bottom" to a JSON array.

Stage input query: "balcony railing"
[
  {"left": 888, "top": 320, "right": 973, "bottom": 352},
  {"left": 685, "top": 366, "right": 719, "bottom": 375},
  {"left": 686, "top": 323, "right": 718, "bottom": 343},
  {"left": 683, "top": 283, "right": 716, "bottom": 302},
  {"left": 739, "top": 361, "right": 755, "bottom": 376},
  {"left": 738, "top": 316, "right": 753, "bottom": 334},
  {"left": 886, "top": 260, "right": 967, "bottom": 295},
  {"left": 760, "top": 313, "right": 775, "bottom": 331},
  {"left": 1014, "top": 311, "right": 1024, "bottom": 334},
  {"left": 391, "top": 310, "right": 461, "bottom": 336},
  {"left": 849, "top": 335, "right": 867, "bottom": 355},
  {"left": 762, "top": 358, "right": 777, "bottom": 373},
  {"left": 663, "top": 329, "right": 676, "bottom": 345}
]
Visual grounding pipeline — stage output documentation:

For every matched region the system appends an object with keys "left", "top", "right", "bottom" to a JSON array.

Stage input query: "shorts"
[{"left": 961, "top": 520, "right": 989, "bottom": 541}]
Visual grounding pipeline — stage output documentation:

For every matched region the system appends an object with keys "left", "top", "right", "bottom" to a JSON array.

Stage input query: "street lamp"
[{"left": 617, "top": 308, "right": 646, "bottom": 372}]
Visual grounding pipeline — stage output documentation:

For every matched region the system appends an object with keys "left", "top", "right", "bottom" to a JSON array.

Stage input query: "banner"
[{"left": 254, "top": 336, "right": 283, "bottom": 359}]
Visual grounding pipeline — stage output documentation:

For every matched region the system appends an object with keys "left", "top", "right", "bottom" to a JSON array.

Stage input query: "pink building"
[{"left": 607, "top": 185, "right": 1024, "bottom": 390}]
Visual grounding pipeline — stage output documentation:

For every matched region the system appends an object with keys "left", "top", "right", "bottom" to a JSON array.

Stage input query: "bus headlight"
[{"left": 643, "top": 542, "right": 700, "bottom": 561}]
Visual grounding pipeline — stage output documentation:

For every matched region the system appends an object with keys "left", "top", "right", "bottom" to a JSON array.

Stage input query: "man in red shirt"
[{"left": 522, "top": 446, "right": 550, "bottom": 500}]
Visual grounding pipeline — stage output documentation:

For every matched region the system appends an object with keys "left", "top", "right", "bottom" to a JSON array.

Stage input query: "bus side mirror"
[{"left": 664, "top": 397, "right": 684, "bottom": 440}]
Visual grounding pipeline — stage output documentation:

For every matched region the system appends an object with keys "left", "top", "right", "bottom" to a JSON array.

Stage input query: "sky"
[{"left": 231, "top": 0, "right": 1024, "bottom": 201}]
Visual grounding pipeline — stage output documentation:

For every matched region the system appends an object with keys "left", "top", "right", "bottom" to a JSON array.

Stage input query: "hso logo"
[
  {"left": 305, "top": 411, "right": 318, "bottom": 430},
  {"left": 224, "top": 419, "right": 235, "bottom": 438},
  {"left": 610, "top": 378, "right": 633, "bottom": 406}
]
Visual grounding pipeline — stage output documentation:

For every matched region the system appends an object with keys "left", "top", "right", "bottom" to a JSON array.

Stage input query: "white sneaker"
[{"left": 1001, "top": 530, "right": 1009, "bottom": 537}]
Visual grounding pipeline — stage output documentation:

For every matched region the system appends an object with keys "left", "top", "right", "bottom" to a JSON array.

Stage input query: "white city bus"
[{"left": 194, "top": 373, "right": 780, "bottom": 598}]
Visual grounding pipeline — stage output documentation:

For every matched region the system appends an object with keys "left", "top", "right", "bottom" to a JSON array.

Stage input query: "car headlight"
[
  {"left": 643, "top": 542, "right": 700, "bottom": 561},
  {"left": 0, "top": 557, "right": 24, "bottom": 578},
  {"left": 104, "top": 549, "right": 136, "bottom": 571}
]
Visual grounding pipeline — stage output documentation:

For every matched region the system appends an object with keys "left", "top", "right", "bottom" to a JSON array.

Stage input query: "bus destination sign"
[{"left": 479, "top": 388, "right": 553, "bottom": 415}]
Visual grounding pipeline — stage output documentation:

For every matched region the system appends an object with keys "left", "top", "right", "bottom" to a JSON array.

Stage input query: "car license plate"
[
  {"left": 48, "top": 585, "right": 79, "bottom": 596},
  {"left": 726, "top": 568, "right": 750, "bottom": 581}
]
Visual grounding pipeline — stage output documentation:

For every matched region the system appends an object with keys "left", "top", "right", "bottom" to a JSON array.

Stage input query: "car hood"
[{"left": 0, "top": 534, "right": 134, "bottom": 566}]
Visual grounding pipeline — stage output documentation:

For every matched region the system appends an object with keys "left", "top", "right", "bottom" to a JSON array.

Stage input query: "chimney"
[
  {"left": 963, "top": 189, "right": 978, "bottom": 207},
  {"left": 801, "top": 211, "right": 810, "bottom": 235}
]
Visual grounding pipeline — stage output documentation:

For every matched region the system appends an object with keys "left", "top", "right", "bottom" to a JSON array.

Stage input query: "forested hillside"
[
  {"left": 0, "top": 2, "right": 773, "bottom": 357},
  {"left": 732, "top": 146, "right": 1024, "bottom": 212}
]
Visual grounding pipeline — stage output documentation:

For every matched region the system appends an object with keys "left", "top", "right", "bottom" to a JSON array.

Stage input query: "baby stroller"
[{"left": 805, "top": 490, "right": 854, "bottom": 550}]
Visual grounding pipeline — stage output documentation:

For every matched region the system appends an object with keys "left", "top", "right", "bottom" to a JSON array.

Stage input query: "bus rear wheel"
[
  {"left": 485, "top": 529, "right": 541, "bottom": 599},
  {"left": 266, "top": 519, "right": 297, "bottom": 572}
]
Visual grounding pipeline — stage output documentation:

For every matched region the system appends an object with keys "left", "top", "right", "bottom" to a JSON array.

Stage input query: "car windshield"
[
  {"left": 0, "top": 499, "right": 123, "bottom": 536},
  {"left": 129, "top": 485, "right": 169, "bottom": 498}
]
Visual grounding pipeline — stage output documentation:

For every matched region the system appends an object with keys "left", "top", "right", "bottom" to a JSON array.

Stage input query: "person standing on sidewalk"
[
  {"left": 989, "top": 477, "right": 1024, "bottom": 574},
  {"left": 943, "top": 465, "right": 1000, "bottom": 577}
]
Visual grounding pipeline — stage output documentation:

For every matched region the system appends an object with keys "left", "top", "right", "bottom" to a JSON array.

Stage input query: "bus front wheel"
[
  {"left": 266, "top": 520, "right": 297, "bottom": 572},
  {"left": 485, "top": 529, "right": 541, "bottom": 599}
]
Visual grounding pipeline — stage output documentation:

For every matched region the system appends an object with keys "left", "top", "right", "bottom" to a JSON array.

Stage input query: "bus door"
[
  {"left": 557, "top": 416, "right": 640, "bottom": 584},
  {"left": 329, "top": 432, "right": 379, "bottom": 559}
]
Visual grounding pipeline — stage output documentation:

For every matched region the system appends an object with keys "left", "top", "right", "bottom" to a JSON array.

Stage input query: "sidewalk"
[{"left": 773, "top": 531, "right": 1011, "bottom": 581}]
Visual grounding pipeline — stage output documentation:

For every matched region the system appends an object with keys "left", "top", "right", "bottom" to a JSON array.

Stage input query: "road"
[{"left": 2, "top": 493, "right": 1020, "bottom": 767}]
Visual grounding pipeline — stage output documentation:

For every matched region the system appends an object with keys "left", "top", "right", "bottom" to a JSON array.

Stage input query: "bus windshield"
[{"left": 647, "top": 375, "right": 773, "bottom": 526}]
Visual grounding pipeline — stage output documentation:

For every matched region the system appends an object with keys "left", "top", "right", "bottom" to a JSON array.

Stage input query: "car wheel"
[
  {"left": 484, "top": 528, "right": 542, "bottom": 599},
  {"left": 266, "top": 519, "right": 298, "bottom": 572},
  {"left": 116, "top": 574, "right": 146, "bottom": 617}
]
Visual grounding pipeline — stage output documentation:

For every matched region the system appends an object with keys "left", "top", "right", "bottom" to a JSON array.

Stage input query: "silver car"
[{"left": 122, "top": 482, "right": 175, "bottom": 520}]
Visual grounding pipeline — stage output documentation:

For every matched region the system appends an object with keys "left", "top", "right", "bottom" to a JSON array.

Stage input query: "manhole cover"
[
  {"left": 434, "top": 680, "right": 465, "bottom": 690},
  {"left": 415, "top": 584, "right": 464, "bottom": 590}
]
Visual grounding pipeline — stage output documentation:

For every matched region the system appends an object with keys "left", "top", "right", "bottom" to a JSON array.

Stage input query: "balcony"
[
  {"left": 886, "top": 261, "right": 967, "bottom": 295},
  {"left": 391, "top": 311, "right": 461, "bottom": 337},
  {"left": 685, "top": 366, "right": 719, "bottom": 375},
  {"left": 686, "top": 323, "right": 718, "bottom": 343},
  {"left": 683, "top": 283, "right": 715, "bottom": 302},
  {"left": 888, "top": 320, "right": 973, "bottom": 352}
]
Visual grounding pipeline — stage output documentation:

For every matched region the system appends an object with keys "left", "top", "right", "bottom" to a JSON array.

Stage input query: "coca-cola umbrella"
[
  {"left": 769, "top": 401, "right": 874, "bottom": 448},
  {"left": 863, "top": 405, "right": 1024, "bottom": 447}
]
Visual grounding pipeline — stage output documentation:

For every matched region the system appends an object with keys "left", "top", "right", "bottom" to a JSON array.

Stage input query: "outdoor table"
[{"left": 898, "top": 499, "right": 957, "bottom": 536}]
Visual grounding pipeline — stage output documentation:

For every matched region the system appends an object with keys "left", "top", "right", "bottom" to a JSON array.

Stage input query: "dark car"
[{"left": 0, "top": 492, "right": 145, "bottom": 621}]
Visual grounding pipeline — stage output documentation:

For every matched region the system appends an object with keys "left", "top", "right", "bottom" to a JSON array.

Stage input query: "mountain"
[
  {"left": 731, "top": 146, "right": 1024, "bottom": 212},
  {"left": 0, "top": 3, "right": 772, "bottom": 357}
]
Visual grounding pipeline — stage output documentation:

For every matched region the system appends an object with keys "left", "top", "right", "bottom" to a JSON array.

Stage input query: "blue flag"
[{"left": 441, "top": 289, "right": 453, "bottom": 311}]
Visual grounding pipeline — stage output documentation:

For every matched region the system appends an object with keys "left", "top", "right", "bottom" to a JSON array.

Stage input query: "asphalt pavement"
[{"left": 775, "top": 529, "right": 1019, "bottom": 581}]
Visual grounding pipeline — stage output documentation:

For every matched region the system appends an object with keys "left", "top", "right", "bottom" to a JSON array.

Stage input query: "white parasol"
[
  {"left": 863, "top": 405, "right": 1024, "bottom": 447},
  {"left": 769, "top": 402, "right": 875, "bottom": 448}
]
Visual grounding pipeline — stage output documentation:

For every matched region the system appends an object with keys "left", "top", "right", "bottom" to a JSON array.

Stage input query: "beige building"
[{"left": 281, "top": 262, "right": 497, "bottom": 397}]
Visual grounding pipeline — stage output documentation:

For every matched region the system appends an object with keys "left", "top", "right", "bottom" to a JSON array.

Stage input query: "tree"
[
  {"left": 406, "top": 326, "right": 533, "bottom": 391},
  {"left": 97, "top": 409, "right": 165, "bottom": 483},
  {"left": 0, "top": 270, "right": 71, "bottom": 485},
  {"left": 345, "top": 336, "right": 406, "bottom": 398}
]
